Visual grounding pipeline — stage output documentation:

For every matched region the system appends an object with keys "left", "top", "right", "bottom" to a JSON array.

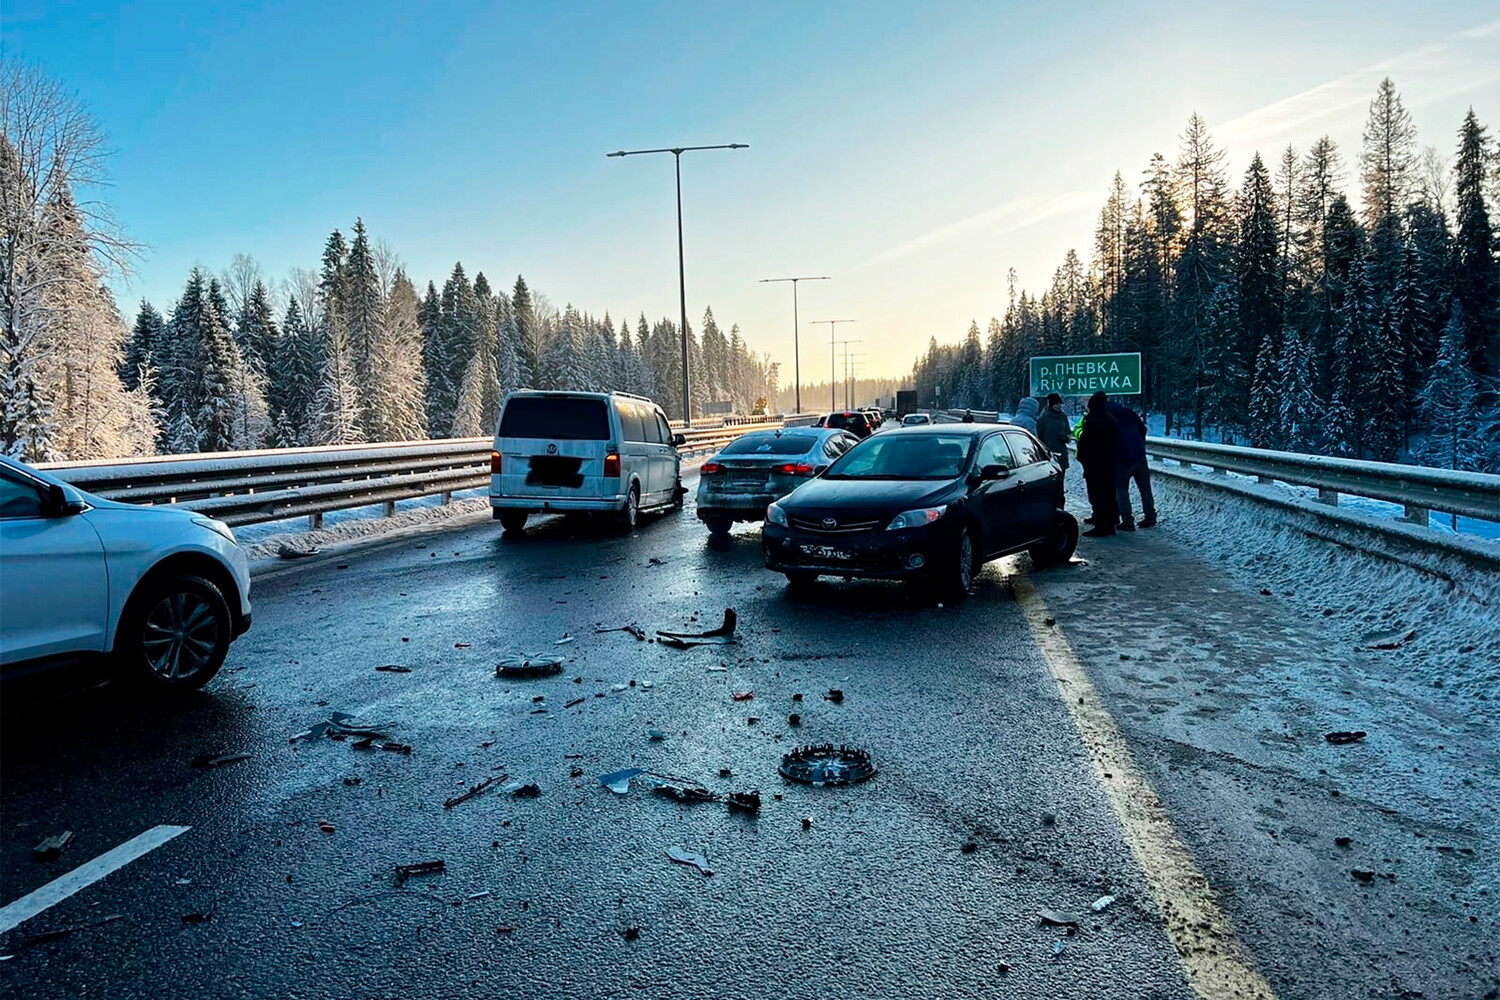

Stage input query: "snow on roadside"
[{"left": 239, "top": 496, "right": 491, "bottom": 562}]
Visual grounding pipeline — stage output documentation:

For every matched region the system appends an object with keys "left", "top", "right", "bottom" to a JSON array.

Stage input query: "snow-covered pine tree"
[
  {"left": 344, "top": 219, "right": 384, "bottom": 437},
  {"left": 197, "top": 280, "right": 250, "bottom": 452},
  {"left": 315, "top": 309, "right": 361, "bottom": 446},
  {"left": 123, "top": 301, "right": 166, "bottom": 392},
  {"left": 1246, "top": 332, "right": 1280, "bottom": 449},
  {"left": 1453, "top": 109, "right": 1498, "bottom": 376},
  {"left": 1415, "top": 305, "right": 1480, "bottom": 481},
  {"left": 1236, "top": 153, "right": 1284, "bottom": 362},
  {"left": 511, "top": 275, "right": 542, "bottom": 387},
  {"left": 1200, "top": 281, "right": 1248, "bottom": 443},
  {"left": 1173, "top": 113, "right": 1233, "bottom": 437},
  {"left": 367, "top": 270, "right": 428, "bottom": 442},
  {"left": 1278, "top": 325, "right": 1320, "bottom": 454},
  {"left": 234, "top": 280, "right": 280, "bottom": 373}
]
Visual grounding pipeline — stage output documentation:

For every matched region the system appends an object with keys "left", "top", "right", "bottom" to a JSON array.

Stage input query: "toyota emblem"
[
  {"left": 822, "top": 517, "right": 838, "bottom": 529},
  {"left": 547, "top": 443, "right": 557, "bottom": 454}
]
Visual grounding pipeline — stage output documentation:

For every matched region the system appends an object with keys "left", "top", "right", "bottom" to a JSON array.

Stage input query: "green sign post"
[{"left": 1030, "top": 352, "right": 1141, "bottom": 396}]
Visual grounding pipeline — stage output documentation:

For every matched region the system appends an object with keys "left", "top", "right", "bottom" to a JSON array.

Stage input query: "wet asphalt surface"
[{"left": 1, "top": 467, "right": 1494, "bottom": 999}]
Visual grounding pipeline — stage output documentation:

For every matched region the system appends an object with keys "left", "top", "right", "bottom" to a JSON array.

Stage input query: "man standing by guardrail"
[
  {"left": 1078, "top": 391, "right": 1120, "bottom": 537},
  {"left": 1108, "top": 399, "right": 1157, "bottom": 531}
]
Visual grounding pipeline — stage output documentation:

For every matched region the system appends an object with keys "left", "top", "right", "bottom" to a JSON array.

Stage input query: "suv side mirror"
[
  {"left": 44, "top": 483, "right": 83, "bottom": 517},
  {"left": 672, "top": 433, "right": 687, "bottom": 447}
]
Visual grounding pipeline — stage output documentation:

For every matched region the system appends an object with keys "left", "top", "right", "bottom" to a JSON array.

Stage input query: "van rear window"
[{"left": 498, "top": 397, "right": 610, "bottom": 440}]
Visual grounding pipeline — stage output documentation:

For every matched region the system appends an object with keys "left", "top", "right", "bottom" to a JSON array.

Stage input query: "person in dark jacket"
[
  {"left": 961, "top": 409, "right": 974, "bottom": 423},
  {"left": 1077, "top": 391, "right": 1119, "bottom": 537},
  {"left": 1035, "top": 393, "right": 1072, "bottom": 504},
  {"left": 1107, "top": 400, "right": 1157, "bottom": 530}
]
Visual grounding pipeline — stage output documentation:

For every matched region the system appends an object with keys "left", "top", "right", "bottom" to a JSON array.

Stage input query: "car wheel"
[
  {"left": 939, "top": 525, "right": 978, "bottom": 602},
  {"left": 499, "top": 511, "right": 529, "bottom": 534},
  {"left": 704, "top": 514, "right": 732, "bottom": 537},
  {"left": 1029, "top": 513, "right": 1079, "bottom": 567},
  {"left": 618, "top": 484, "right": 640, "bottom": 532},
  {"left": 785, "top": 571, "right": 818, "bottom": 590},
  {"left": 118, "top": 574, "right": 232, "bottom": 691},
  {"left": 671, "top": 478, "right": 685, "bottom": 511}
]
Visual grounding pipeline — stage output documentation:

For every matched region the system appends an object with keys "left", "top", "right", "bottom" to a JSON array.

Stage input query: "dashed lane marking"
[
  {"left": 0, "top": 825, "right": 191, "bottom": 934},
  {"left": 1011, "top": 571, "right": 1277, "bottom": 1000}
]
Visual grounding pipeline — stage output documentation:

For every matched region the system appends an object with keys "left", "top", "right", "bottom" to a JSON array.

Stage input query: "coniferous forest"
[{"left": 908, "top": 79, "right": 1499, "bottom": 472}]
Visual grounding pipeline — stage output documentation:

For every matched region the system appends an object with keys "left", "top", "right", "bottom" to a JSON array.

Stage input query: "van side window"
[
  {"left": 653, "top": 412, "right": 672, "bottom": 445},
  {"left": 620, "top": 402, "right": 647, "bottom": 443}
]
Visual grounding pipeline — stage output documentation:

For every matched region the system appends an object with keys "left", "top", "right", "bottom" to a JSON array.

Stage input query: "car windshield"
[
  {"left": 497, "top": 397, "right": 609, "bottom": 440},
  {"left": 719, "top": 432, "right": 819, "bottom": 456},
  {"left": 823, "top": 433, "right": 971, "bottom": 480}
]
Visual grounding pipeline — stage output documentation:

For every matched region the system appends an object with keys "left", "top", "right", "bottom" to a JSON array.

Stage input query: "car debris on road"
[
  {"left": 33, "top": 831, "right": 74, "bottom": 860},
  {"left": 658, "top": 608, "right": 737, "bottom": 648},
  {"left": 1325, "top": 731, "right": 1367, "bottom": 745},
  {"left": 779, "top": 745, "right": 877, "bottom": 786},
  {"left": 189, "top": 752, "right": 252, "bottom": 768},
  {"left": 596, "top": 623, "right": 647, "bottom": 641},
  {"left": 393, "top": 860, "right": 446, "bottom": 885},
  {"left": 444, "top": 775, "right": 504, "bottom": 809},
  {"left": 496, "top": 654, "right": 564, "bottom": 679},
  {"left": 600, "top": 768, "right": 645, "bottom": 794},
  {"left": 665, "top": 846, "right": 714, "bottom": 876},
  {"left": 374, "top": 664, "right": 412, "bottom": 673}
]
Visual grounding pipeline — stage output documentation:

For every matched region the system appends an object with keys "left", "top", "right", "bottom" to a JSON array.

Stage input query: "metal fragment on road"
[
  {"left": 1091, "top": 895, "right": 1116, "bottom": 913},
  {"left": 1038, "top": 908, "right": 1080, "bottom": 927},
  {"left": 779, "top": 745, "right": 877, "bottom": 787},
  {"left": 824, "top": 688, "right": 844, "bottom": 704},
  {"left": 1325, "top": 731, "right": 1367, "bottom": 745},
  {"left": 189, "top": 752, "right": 252, "bottom": 768},
  {"left": 731, "top": 690, "right": 754, "bottom": 701},
  {"left": 444, "top": 775, "right": 503, "bottom": 809},
  {"left": 33, "top": 832, "right": 74, "bottom": 861},
  {"left": 658, "top": 608, "right": 737, "bottom": 648},
  {"left": 393, "top": 860, "right": 446, "bottom": 885},
  {"left": 503, "top": 781, "right": 542, "bottom": 798},
  {"left": 375, "top": 664, "right": 412, "bottom": 673},
  {"left": 1364, "top": 628, "right": 1415, "bottom": 650},
  {"left": 496, "top": 654, "right": 564, "bottom": 679},
  {"left": 278, "top": 544, "right": 319, "bottom": 559},
  {"left": 664, "top": 846, "right": 714, "bottom": 876},
  {"left": 649, "top": 777, "right": 719, "bottom": 803},
  {"left": 599, "top": 768, "right": 644, "bottom": 794},
  {"left": 597, "top": 623, "right": 647, "bottom": 641},
  {"left": 727, "top": 791, "right": 761, "bottom": 813},
  {"left": 646, "top": 729, "right": 667, "bottom": 741},
  {"left": 555, "top": 634, "right": 576, "bottom": 645}
]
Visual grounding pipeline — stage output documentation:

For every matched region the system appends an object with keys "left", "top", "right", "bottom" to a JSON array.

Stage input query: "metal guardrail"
[{"left": 41, "top": 421, "right": 787, "bottom": 529}]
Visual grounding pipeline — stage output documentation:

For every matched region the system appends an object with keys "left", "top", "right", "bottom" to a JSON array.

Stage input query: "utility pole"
[
  {"left": 839, "top": 342, "right": 864, "bottom": 408},
  {"left": 758, "top": 275, "right": 829, "bottom": 414},
  {"left": 808, "top": 319, "right": 856, "bottom": 412}
]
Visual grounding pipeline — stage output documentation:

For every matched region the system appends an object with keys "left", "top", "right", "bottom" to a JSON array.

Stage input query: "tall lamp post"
[
  {"left": 607, "top": 143, "right": 748, "bottom": 423},
  {"left": 759, "top": 275, "right": 829, "bottom": 414},
  {"left": 808, "top": 319, "right": 857, "bottom": 412}
]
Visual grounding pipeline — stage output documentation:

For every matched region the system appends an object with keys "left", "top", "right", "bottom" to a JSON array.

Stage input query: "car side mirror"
[
  {"left": 672, "top": 433, "right": 687, "bottom": 447},
  {"left": 980, "top": 463, "right": 1010, "bottom": 481},
  {"left": 44, "top": 483, "right": 83, "bottom": 517}
]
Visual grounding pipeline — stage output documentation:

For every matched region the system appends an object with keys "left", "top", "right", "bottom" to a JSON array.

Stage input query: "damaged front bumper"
[{"left": 762, "top": 522, "right": 949, "bottom": 579}]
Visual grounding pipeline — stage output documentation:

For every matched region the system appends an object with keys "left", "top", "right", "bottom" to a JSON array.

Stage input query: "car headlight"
[
  {"left": 192, "top": 516, "right": 238, "bottom": 544},
  {"left": 766, "top": 502, "right": 788, "bottom": 527},
  {"left": 886, "top": 505, "right": 947, "bottom": 531}
]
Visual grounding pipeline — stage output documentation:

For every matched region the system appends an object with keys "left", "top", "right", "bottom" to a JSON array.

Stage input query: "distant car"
[
  {"left": 763, "top": 425, "right": 1078, "bottom": 600},
  {"left": 490, "top": 390, "right": 685, "bottom": 534},
  {"left": 901, "top": 413, "right": 933, "bottom": 427},
  {"left": 862, "top": 409, "right": 883, "bottom": 430},
  {"left": 823, "top": 411, "right": 873, "bottom": 439},
  {"left": 695, "top": 427, "right": 859, "bottom": 536},
  {"left": 0, "top": 455, "right": 252, "bottom": 691}
]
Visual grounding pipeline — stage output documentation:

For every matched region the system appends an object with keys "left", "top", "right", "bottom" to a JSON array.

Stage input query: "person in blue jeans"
[{"left": 1106, "top": 400, "right": 1157, "bottom": 530}]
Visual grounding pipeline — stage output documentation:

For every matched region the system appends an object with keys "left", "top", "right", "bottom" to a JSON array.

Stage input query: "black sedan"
[{"left": 763, "top": 425, "right": 1078, "bottom": 600}]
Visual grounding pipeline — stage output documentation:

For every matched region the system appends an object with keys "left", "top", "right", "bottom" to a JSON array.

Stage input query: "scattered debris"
[
  {"left": 824, "top": 689, "right": 845, "bottom": 704},
  {"left": 343, "top": 776, "right": 362, "bottom": 786},
  {"left": 1042, "top": 812, "right": 1057, "bottom": 827},
  {"left": 665, "top": 846, "right": 714, "bottom": 876},
  {"left": 792, "top": 693, "right": 804, "bottom": 702},
  {"left": 597, "top": 624, "right": 647, "bottom": 641},
  {"left": 600, "top": 768, "right": 644, "bottom": 794},
  {"left": 1335, "top": 836, "right": 1352, "bottom": 848},
  {"left": 565, "top": 697, "right": 586, "bottom": 709},
  {"left": 569, "top": 766, "right": 584, "bottom": 778},
  {"left": 650, "top": 777, "right": 720, "bottom": 803},
  {"left": 318, "top": 820, "right": 336, "bottom": 835},
  {"left": 623, "top": 926, "right": 641, "bottom": 941},
  {"left": 647, "top": 729, "right": 667, "bottom": 741},
  {"left": 961, "top": 840, "right": 978, "bottom": 854},
  {"left": 719, "top": 768, "right": 733, "bottom": 778},
  {"left": 1039, "top": 909, "right": 1080, "bottom": 928},
  {"left": 1260, "top": 587, "right": 1272, "bottom": 596},
  {"left": 997, "top": 961, "right": 1010, "bottom": 974},
  {"left": 455, "top": 642, "right": 472, "bottom": 649},
  {"left": 1365, "top": 628, "right": 1415, "bottom": 650},
  {"left": 1325, "top": 731, "right": 1367, "bottom": 745},
  {"left": 555, "top": 634, "right": 576, "bottom": 646},
  {"left": 658, "top": 608, "right": 738, "bottom": 648},
  {"left": 746, "top": 716, "right": 761, "bottom": 725},
  {"left": 1351, "top": 869, "right": 1375, "bottom": 884},
  {"left": 1091, "top": 895, "right": 1116, "bottom": 913},
  {"left": 17, "top": 913, "right": 123, "bottom": 948},
  {"left": 467, "top": 890, "right": 493, "bottom": 900},
  {"left": 496, "top": 654, "right": 565, "bottom": 679},
  {"left": 788, "top": 713, "right": 802, "bottom": 726},
  {"left": 504, "top": 781, "right": 542, "bottom": 798},
  {"left": 181, "top": 912, "right": 211, "bottom": 924},
  {"left": 727, "top": 791, "right": 761, "bottom": 813},
  {"left": 375, "top": 664, "right": 412, "bottom": 673},
  {"left": 393, "top": 860, "right": 446, "bottom": 885},
  {"left": 801, "top": 817, "right": 812, "bottom": 830},
  {"left": 706, "top": 665, "right": 727, "bottom": 673},
  {"left": 647, "top": 557, "right": 666, "bottom": 566},
  {"left": 612, "top": 683, "right": 629, "bottom": 692},
  {"left": 640, "top": 680, "right": 654, "bottom": 689},
  {"left": 1053, "top": 940, "right": 1065, "bottom": 956},
  {"left": 189, "top": 752, "right": 252, "bottom": 768},
  {"left": 1044, "top": 617, "right": 1056, "bottom": 627},
  {"left": 779, "top": 745, "right": 877, "bottom": 786},
  {"left": 278, "top": 544, "right": 319, "bottom": 559},
  {"left": 444, "top": 775, "right": 504, "bottom": 809},
  {"left": 731, "top": 690, "right": 755, "bottom": 702},
  {"left": 33, "top": 831, "right": 74, "bottom": 861}
]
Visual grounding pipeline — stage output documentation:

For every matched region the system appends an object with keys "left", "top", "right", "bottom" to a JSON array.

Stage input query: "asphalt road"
[{"left": 1, "top": 467, "right": 1494, "bottom": 999}]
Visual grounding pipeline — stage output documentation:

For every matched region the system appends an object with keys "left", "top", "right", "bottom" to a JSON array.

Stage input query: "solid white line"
[{"left": 0, "top": 825, "right": 190, "bottom": 934}]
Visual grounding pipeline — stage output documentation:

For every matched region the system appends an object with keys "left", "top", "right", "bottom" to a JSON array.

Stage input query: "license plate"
[{"left": 800, "top": 544, "right": 851, "bottom": 561}]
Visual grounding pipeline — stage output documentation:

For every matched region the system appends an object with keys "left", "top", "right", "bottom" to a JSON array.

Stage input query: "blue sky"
[{"left": 4, "top": 1, "right": 1497, "bottom": 382}]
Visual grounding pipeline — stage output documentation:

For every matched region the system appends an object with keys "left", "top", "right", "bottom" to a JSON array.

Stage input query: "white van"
[{"left": 489, "top": 390, "right": 685, "bottom": 533}]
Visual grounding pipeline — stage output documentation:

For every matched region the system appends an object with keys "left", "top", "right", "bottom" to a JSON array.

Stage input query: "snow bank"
[{"left": 240, "top": 495, "right": 490, "bottom": 563}]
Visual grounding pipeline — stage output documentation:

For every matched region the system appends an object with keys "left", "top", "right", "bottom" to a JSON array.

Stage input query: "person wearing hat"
[
  {"left": 1076, "top": 391, "right": 1119, "bottom": 537},
  {"left": 1035, "top": 393, "right": 1072, "bottom": 504}
]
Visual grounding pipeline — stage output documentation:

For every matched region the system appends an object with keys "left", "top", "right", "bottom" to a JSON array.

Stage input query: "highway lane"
[{"left": 0, "top": 467, "right": 1493, "bottom": 999}]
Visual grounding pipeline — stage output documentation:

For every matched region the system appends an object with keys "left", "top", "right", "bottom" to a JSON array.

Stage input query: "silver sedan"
[{"left": 695, "top": 427, "right": 860, "bottom": 536}]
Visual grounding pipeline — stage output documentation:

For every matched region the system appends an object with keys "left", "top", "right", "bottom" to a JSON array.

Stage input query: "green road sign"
[{"left": 1030, "top": 352, "right": 1141, "bottom": 396}]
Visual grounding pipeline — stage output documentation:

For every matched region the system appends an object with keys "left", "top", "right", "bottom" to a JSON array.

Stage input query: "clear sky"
[{"left": 4, "top": 1, "right": 1497, "bottom": 385}]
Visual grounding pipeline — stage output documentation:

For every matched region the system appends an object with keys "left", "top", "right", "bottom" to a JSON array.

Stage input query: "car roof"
[{"left": 881, "top": 424, "right": 993, "bottom": 435}]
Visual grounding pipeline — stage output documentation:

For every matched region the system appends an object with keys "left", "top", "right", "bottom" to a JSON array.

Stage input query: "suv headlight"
[
  {"left": 886, "top": 505, "right": 946, "bottom": 531},
  {"left": 766, "top": 502, "right": 788, "bottom": 527},
  {"left": 192, "top": 516, "right": 238, "bottom": 544}
]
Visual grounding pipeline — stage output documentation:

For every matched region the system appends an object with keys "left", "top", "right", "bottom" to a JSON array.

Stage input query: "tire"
[
  {"left": 116, "top": 574, "right": 232, "bottom": 691},
  {"left": 618, "top": 484, "right": 640, "bottom": 533},
  {"left": 703, "top": 514, "right": 732, "bottom": 537},
  {"left": 1029, "top": 513, "right": 1079, "bottom": 568},
  {"left": 498, "top": 511, "right": 529, "bottom": 534},
  {"left": 671, "top": 478, "right": 685, "bottom": 511},
  {"left": 785, "top": 571, "right": 818, "bottom": 590},
  {"left": 938, "top": 524, "right": 979, "bottom": 603}
]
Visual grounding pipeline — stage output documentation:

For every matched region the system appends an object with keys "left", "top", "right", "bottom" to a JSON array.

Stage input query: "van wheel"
[
  {"left": 618, "top": 484, "right": 640, "bottom": 532},
  {"left": 671, "top": 478, "right": 685, "bottom": 511},
  {"left": 117, "top": 574, "right": 232, "bottom": 691},
  {"left": 1029, "top": 513, "right": 1079, "bottom": 567},
  {"left": 499, "top": 511, "right": 529, "bottom": 534}
]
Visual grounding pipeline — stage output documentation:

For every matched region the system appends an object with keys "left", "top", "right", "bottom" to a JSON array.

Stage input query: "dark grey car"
[{"left": 695, "top": 428, "right": 859, "bottom": 536}]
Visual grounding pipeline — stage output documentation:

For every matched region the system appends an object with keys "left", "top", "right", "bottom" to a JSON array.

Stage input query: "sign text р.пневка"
[{"left": 1030, "top": 352, "right": 1142, "bottom": 396}]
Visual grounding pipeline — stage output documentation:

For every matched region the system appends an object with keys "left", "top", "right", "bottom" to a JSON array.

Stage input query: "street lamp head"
[
  {"left": 606, "top": 150, "right": 627, "bottom": 157},
  {"left": 730, "top": 143, "right": 749, "bottom": 149}
]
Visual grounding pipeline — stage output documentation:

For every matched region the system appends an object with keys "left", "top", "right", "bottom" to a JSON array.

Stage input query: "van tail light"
[
  {"left": 490, "top": 450, "right": 502, "bottom": 474},
  {"left": 701, "top": 462, "right": 723, "bottom": 475},
  {"left": 776, "top": 463, "right": 816, "bottom": 476},
  {"left": 603, "top": 453, "right": 621, "bottom": 477}
]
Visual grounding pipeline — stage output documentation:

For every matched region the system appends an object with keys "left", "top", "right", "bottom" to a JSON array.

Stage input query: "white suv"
[
  {"left": 0, "top": 455, "right": 252, "bottom": 691},
  {"left": 489, "top": 390, "right": 685, "bottom": 533}
]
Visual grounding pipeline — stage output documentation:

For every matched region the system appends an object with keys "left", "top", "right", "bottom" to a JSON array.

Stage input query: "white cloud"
[{"left": 856, "top": 189, "right": 1098, "bottom": 271}]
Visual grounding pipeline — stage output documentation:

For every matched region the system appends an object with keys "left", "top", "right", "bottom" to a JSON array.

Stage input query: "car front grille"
[{"left": 789, "top": 515, "right": 882, "bottom": 535}]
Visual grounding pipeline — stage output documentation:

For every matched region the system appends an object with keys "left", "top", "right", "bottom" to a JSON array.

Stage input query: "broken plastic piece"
[
  {"left": 1325, "top": 731, "right": 1367, "bottom": 745},
  {"left": 731, "top": 691, "right": 754, "bottom": 702},
  {"left": 393, "top": 860, "right": 446, "bottom": 885},
  {"left": 649, "top": 777, "right": 719, "bottom": 803},
  {"left": 600, "top": 768, "right": 644, "bottom": 794},
  {"left": 779, "top": 745, "right": 878, "bottom": 786},
  {"left": 317, "top": 820, "right": 336, "bottom": 835},
  {"left": 646, "top": 729, "right": 667, "bottom": 741},
  {"left": 665, "top": 846, "right": 714, "bottom": 876},
  {"left": 788, "top": 713, "right": 802, "bottom": 726},
  {"left": 1053, "top": 940, "right": 1065, "bottom": 956},
  {"left": 658, "top": 608, "right": 737, "bottom": 648},
  {"left": 555, "top": 634, "right": 576, "bottom": 645},
  {"left": 33, "top": 831, "right": 74, "bottom": 860},
  {"left": 1365, "top": 628, "right": 1415, "bottom": 650},
  {"left": 597, "top": 623, "right": 648, "bottom": 641},
  {"left": 565, "top": 697, "right": 586, "bottom": 709},
  {"left": 444, "top": 775, "right": 503, "bottom": 809},
  {"left": 1090, "top": 895, "right": 1116, "bottom": 913},
  {"left": 824, "top": 689, "right": 844, "bottom": 704},
  {"left": 1039, "top": 908, "right": 1080, "bottom": 927},
  {"left": 189, "top": 752, "right": 251, "bottom": 769},
  {"left": 375, "top": 664, "right": 412, "bottom": 673},
  {"left": 727, "top": 791, "right": 761, "bottom": 813},
  {"left": 496, "top": 654, "right": 564, "bottom": 679},
  {"left": 504, "top": 781, "right": 542, "bottom": 797}
]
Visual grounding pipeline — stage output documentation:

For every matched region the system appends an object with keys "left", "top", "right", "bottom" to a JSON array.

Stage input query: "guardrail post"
[
  {"left": 1403, "top": 504, "right": 1429, "bottom": 526},
  {"left": 309, "top": 512, "right": 324, "bottom": 530},
  {"left": 1316, "top": 488, "right": 1338, "bottom": 506},
  {"left": 1212, "top": 466, "right": 1229, "bottom": 476},
  {"left": 440, "top": 491, "right": 452, "bottom": 506},
  {"left": 382, "top": 500, "right": 397, "bottom": 518},
  {"left": 1256, "top": 475, "right": 1273, "bottom": 485}
]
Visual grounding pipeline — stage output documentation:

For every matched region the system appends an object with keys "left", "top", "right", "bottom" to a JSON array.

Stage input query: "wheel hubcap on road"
[{"left": 142, "top": 593, "right": 219, "bottom": 679}]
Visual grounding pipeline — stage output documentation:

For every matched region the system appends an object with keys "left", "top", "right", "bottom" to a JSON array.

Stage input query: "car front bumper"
[{"left": 762, "top": 521, "right": 953, "bottom": 579}]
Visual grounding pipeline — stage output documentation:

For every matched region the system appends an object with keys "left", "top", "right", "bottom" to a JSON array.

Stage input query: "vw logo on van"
[
  {"left": 546, "top": 444, "right": 557, "bottom": 454},
  {"left": 822, "top": 517, "right": 838, "bottom": 529}
]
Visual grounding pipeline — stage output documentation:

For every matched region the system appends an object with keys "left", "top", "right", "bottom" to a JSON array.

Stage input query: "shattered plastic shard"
[
  {"left": 1325, "top": 731, "right": 1367, "bottom": 745},
  {"left": 496, "top": 655, "right": 565, "bottom": 679},
  {"left": 727, "top": 791, "right": 761, "bottom": 813},
  {"left": 665, "top": 846, "right": 714, "bottom": 876},
  {"left": 779, "top": 745, "right": 877, "bottom": 786},
  {"left": 658, "top": 608, "right": 738, "bottom": 647},
  {"left": 599, "top": 768, "right": 645, "bottom": 794},
  {"left": 1091, "top": 895, "right": 1116, "bottom": 913},
  {"left": 649, "top": 777, "right": 720, "bottom": 803}
]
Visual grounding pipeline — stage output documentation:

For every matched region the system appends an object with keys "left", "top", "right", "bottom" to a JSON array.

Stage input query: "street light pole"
[
  {"left": 759, "top": 275, "right": 829, "bottom": 415},
  {"left": 808, "top": 319, "right": 856, "bottom": 412},
  {"left": 608, "top": 143, "right": 748, "bottom": 423}
]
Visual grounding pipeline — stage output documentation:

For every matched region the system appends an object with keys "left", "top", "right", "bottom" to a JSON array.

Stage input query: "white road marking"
[
  {"left": 1011, "top": 571, "right": 1278, "bottom": 1000},
  {"left": 0, "top": 825, "right": 190, "bottom": 934}
]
